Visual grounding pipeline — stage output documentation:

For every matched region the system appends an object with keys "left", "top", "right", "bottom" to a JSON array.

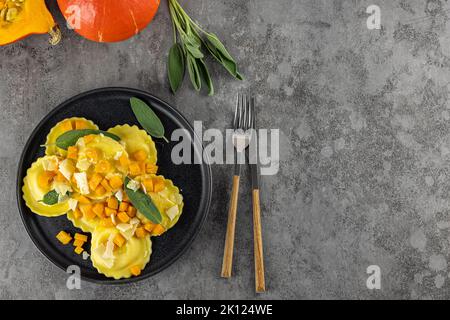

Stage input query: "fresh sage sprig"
[
  {"left": 130, "top": 97, "right": 168, "bottom": 142},
  {"left": 168, "top": 43, "right": 185, "bottom": 93},
  {"left": 56, "top": 129, "right": 120, "bottom": 150},
  {"left": 167, "top": 0, "right": 243, "bottom": 95},
  {"left": 124, "top": 177, "right": 162, "bottom": 224}
]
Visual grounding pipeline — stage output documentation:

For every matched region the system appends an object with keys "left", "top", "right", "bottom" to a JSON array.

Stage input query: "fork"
[{"left": 221, "top": 93, "right": 252, "bottom": 278}]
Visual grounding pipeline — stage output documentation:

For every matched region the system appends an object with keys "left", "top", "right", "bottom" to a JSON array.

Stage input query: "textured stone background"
[{"left": 1, "top": 0, "right": 450, "bottom": 299}]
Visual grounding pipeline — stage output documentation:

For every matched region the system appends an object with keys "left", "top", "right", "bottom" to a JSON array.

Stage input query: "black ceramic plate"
[{"left": 16, "top": 87, "right": 211, "bottom": 284}]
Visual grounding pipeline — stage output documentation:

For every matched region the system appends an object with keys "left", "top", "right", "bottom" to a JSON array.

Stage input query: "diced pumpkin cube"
[
  {"left": 100, "top": 218, "right": 114, "bottom": 228},
  {"left": 80, "top": 204, "right": 96, "bottom": 220},
  {"left": 79, "top": 204, "right": 91, "bottom": 215},
  {"left": 118, "top": 201, "right": 129, "bottom": 212},
  {"left": 117, "top": 211, "right": 130, "bottom": 223},
  {"left": 56, "top": 231, "right": 72, "bottom": 245},
  {"left": 130, "top": 265, "right": 141, "bottom": 276},
  {"left": 85, "top": 209, "right": 97, "bottom": 220},
  {"left": 107, "top": 197, "right": 119, "bottom": 210},
  {"left": 74, "top": 246, "right": 84, "bottom": 255},
  {"left": 86, "top": 209, "right": 97, "bottom": 220},
  {"left": 75, "top": 194, "right": 91, "bottom": 204},
  {"left": 89, "top": 173, "right": 103, "bottom": 191},
  {"left": 85, "top": 148, "right": 98, "bottom": 163},
  {"left": 95, "top": 185, "right": 106, "bottom": 196},
  {"left": 60, "top": 120, "right": 73, "bottom": 132},
  {"left": 73, "top": 239, "right": 85, "bottom": 247},
  {"left": 153, "top": 177, "right": 165, "bottom": 192},
  {"left": 113, "top": 234, "right": 126, "bottom": 247},
  {"left": 74, "top": 233, "right": 88, "bottom": 242},
  {"left": 152, "top": 224, "right": 166, "bottom": 236},
  {"left": 104, "top": 207, "right": 117, "bottom": 216},
  {"left": 55, "top": 171, "right": 67, "bottom": 182},
  {"left": 95, "top": 160, "right": 111, "bottom": 173},
  {"left": 109, "top": 175, "right": 123, "bottom": 189},
  {"left": 142, "top": 179, "right": 154, "bottom": 193},
  {"left": 67, "top": 146, "right": 78, "bottom": 160},
  {"left": 73, "top": 208, "right": 83, "bottom": 219},
  {"left": 135, "top": 227, "right": 147, "bottom": 238},
  {"left": 38, "top": 171, "right": 55, "bottom": 189},
  {"left": 119, "top": 154, "right": 129, "bottom": 168},
  {"left": 133, "top": 150, "right": 147, "bottom": 161},
  {"left": 83, "top": 134, "right": 96, "bottom": 144},
  {"left": 144, "top": 222, "right": 155, "bottom": 233},
  {"left": 128, "top": 162, "right": 141, "bottom": 176},
  {"left": 75, "top": 120, "right": 88, "bottom": 130},
  {"left": 101, "top": 179, "right": 112, "bottom": 192},
  {"left": 92, "top": 203, "right": 105, "bottom": 218},
  {"left": 127, "top": 206, "right": 136, "bottom": 218},
  {"left": 146, "top": 164, "right": 158, "bottom": 174}
]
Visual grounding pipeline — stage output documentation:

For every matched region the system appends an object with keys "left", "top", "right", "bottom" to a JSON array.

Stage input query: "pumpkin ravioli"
[
  {"left": 22, "top": 156, "right": 70, "bottom": 217},
  {"left": 107, "top": 124, "right": 157, "bottom": 165},
  {"left": 135, "top": 174, "right": 184, "bottom": 233},
  {"left": 45, "top": 117, "right": 98, "bottom": 156},
  {"left": 91, "top": 227, "right": 151, "bottom": 279},
  {"left": 74, "top": 134, "right": 129, "bottom": 200}
]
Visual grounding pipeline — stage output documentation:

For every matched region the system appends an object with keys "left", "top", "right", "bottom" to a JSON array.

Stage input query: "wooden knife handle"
[
  {"left": 252, "top": 189, "right": 266, "bottom": 292},
  {"left": 221, "top": 175, "right": 240, "bottom": 278}
]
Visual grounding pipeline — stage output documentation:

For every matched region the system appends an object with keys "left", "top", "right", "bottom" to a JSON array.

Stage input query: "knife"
[{"left": 249, "top": 97, "right": 265, "bottom": 292}]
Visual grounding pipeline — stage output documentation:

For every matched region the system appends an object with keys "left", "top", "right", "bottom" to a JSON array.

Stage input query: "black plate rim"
[{"left": 16, "top": 87, "right": 212, "bottom": 285}]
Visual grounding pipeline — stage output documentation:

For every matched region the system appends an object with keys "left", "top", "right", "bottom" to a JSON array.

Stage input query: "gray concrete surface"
[{"left": 1, "top": 0, "right": 450, "bottom": 299}]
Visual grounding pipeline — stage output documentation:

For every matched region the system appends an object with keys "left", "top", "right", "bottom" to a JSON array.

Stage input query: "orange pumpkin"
[
  {"left": 0, "top": 0, "right": 61, "bottom": 46},
  {"left": 57, "top": 0, "right": 160, "bottom": 43}
]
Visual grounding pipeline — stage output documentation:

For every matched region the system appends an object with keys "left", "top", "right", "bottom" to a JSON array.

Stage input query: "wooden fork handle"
[
  {"left": 252, "top": 189, "right": 266, "bottom": 292},
  {"left": 221, "top": 175, "right": 240, "bottom": 278}
]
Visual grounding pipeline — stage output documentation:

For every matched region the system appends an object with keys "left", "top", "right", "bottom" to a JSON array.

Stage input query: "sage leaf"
[
  {"left": 130, "top": 97, "right": 168, "bottom": 142},
  {"left": 219, "top": 56, "right": 238, "bottom": 77},
  {"left": 220, "top": 54, "right": 244, "bottom": 80},
  {"left": 204, "top": 40, "right": 222, "bottom": 62},
  {"left": 197, "top": 59, "right": 214, "bottom": 96},
  {"left": 187, "top": 56, "right": 201, "bottom": 91},
  {"left": 185, "top": 41, "right": 204, "bottom": 59},
  {"left": 181, "top": 32, "right": 201, "bottom": 50},
  {"left": 206, "top": 33, "right": 234, "bottom": 62},
  {"left": 185, "top": 29, "right": 202, "bottom": 47},
  {"left": 42, "top": 190, "right": 59, "bottom": 205},
  {"left": 124, "top": 177, "right": 162, "bottom": 224},
  {"left": 56, "top": 129, "right": 120, "bottom": 150},
  {"left": 204, "top": 40, "right": 243, "bottom": 80},
  {"left": 168, "top": 43, "right": 185, "bottom": 93}
]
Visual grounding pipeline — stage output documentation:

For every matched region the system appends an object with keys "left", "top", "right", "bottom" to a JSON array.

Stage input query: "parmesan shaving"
[
  {"left": 68, "top": 198, "right": 78, "bottom": 211},
  {"left": 74, "top": 172, "right": 89, "bottom": 195},
  {"left": 126, "top": 179, "right": 140, "bottom": 192}
]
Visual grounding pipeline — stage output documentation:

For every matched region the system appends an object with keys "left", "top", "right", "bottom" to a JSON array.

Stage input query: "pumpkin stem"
[{"left": 48, "top": 25, "right": 62, "bottom": 45}]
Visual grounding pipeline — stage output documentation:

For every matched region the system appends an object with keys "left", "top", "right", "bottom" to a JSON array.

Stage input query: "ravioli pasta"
[
  {"left": 74, "top": 134, "right": 129, "bottom": 199},
  {"left": 107, "top": 124, "right": 157, "bottom": 165},
  {"left": 91, "top": 227, "right": 152, "bottom": 279},
  {"left": 135, "top": 174, "right": 184, "bottom": 231},
  {"left": 22, "top": 116, "right": 184, "bottom": 279},
  {"left": 45, "top": 117, "right": 98, "bottom": 156},
  {"left": 22, "top": 156, "right": 70, "bottom": 217}
]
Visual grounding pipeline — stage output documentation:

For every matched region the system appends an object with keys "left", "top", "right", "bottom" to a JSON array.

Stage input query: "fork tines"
[{"left": 234, "top": 93, "right": 252, "bottom": 131}]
